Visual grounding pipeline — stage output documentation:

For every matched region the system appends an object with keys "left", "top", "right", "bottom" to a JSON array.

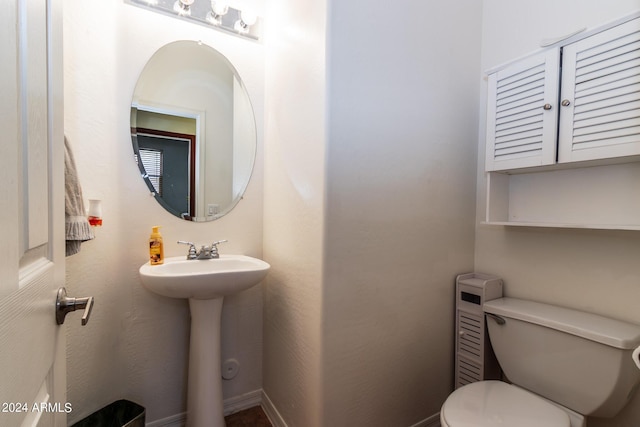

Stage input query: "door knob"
[{"left": 56, "top": 287, "right": 94, "bottom": 325}]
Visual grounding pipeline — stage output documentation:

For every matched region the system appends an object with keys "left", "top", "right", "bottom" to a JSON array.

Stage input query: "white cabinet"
[
  {"left": 483, "top": 13, "right": 640, "bottom": 230},
  {"left": 486, "top": 17, "right": 640, "bottom": 172}
]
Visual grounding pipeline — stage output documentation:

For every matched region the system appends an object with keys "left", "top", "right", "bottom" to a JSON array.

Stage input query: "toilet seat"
[{"left": 441, "top": 381, "right": 570, "bottom": 427}]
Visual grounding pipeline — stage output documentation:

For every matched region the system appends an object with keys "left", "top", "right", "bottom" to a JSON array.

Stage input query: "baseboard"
[
  {"left": 146, "top": 390, "right": 440, "bottom": 427},
  {"left": 146, "top": 412, "right": 185, "bottom": 427},
  {"left": 224, "top": 389, "right": 263, "bottom": 416},
  {"left": 146, "top": 389, "right": 263, "bottom": 427},
  {"left": 260, "top": 390, "right": 287, "bottom": 427},
  {"left": 261, "top": 391, "right": 439, "bottom": 427},
  {"left": 408, "top": 412, "right": 441, "bottom": 427}
]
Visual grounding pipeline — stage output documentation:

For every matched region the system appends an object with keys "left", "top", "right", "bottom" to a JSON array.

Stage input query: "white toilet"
[{"left": 441, "top": 297, "right": 640, "bottom": 427}]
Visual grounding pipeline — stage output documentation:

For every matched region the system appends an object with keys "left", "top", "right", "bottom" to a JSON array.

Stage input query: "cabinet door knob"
[
  {"left": 561, "top": 99, "right": 571, "bottom": 107},
  {"left": 543, "top": 103, "right": 553, "bottom": 110}
]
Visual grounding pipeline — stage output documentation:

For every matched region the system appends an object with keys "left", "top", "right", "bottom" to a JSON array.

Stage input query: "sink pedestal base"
[{"left": 187, "top": 297, "right": 225, "bottom": 427}]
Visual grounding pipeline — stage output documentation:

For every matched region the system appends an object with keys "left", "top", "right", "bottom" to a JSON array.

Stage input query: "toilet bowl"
[
  {"left": 440, "top": 381, "right": 583, "bottom": 427},
  {"left": 440, "top": 298, "right": 640, "bottom": 427}
]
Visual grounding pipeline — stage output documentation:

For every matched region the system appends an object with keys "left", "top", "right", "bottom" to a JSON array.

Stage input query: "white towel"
[{"left": 65, "top": 137, "right": 94, "bottom": 256}]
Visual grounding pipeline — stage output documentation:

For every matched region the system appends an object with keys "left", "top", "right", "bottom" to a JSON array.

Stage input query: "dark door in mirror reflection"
[{"left": 134, "top": 131, "right": 195, "bottom": 218}]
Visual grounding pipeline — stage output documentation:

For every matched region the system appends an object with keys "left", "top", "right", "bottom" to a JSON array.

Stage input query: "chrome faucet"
[{"left": 178, "top": 240, "right": 228, "bottom": 260}]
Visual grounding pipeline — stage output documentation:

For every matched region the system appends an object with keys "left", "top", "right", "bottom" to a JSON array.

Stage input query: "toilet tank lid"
[{"left": 484, "top": 298, "right": 640, "bottom": 349}]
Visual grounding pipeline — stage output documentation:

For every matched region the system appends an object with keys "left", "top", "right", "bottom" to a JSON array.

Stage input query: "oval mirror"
[{"left": 130, "top": 40, "right": 256, "bottom": 221}]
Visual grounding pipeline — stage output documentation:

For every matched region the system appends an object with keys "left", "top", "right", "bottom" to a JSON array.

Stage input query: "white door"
[{"left": 0, "top": 1, "right": 66, "bottom": 426}]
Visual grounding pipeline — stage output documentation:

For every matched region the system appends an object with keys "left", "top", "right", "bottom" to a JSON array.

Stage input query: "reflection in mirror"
[{"left": 131, "top": 41, "right": 256, "bottom": 221}]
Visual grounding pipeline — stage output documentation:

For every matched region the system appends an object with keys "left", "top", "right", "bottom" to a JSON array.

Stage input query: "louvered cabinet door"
[
  {"left": 485, "top": 48, "right": 561, "bottom": 171},
  {"left": 559, "top": 18, "right": 640, "bottom": 163},
  {"left": 455, "top": 310, "right": 484, "bottom": 388}
]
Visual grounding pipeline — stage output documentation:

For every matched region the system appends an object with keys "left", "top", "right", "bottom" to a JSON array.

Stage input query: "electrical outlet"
[{"left": 207, "top": 204, "right": 219, "bottom": 216}]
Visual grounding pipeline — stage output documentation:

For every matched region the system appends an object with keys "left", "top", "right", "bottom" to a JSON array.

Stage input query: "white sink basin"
[{"left": 139, "top": 254, "right": 270, "bottom": 299}]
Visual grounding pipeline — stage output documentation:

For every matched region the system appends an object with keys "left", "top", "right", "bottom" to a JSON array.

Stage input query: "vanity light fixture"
[{"left": 125, "top": 0, "right": 261, "bottom": 41}]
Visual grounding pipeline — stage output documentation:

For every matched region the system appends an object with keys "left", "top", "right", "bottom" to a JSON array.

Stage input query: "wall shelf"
[
  {"left": 481, "top": 220, "right": 640, "bottom": 231},
  {"left": 484, "top": 162, "right": 640, "bottom": 231}
]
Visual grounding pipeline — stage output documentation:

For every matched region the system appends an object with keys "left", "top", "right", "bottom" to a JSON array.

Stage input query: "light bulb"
[
  {"left": 173, "top": 0, "right": 194, "bottom": 16},
  {"left": 211, "top": 1, "right": 229, "bottom": 16},
  {"left": 234, "top": 10, "right": 257, "bottom": 33},
  {"left": 240, "top": 10, "right": 257, "bottom": 26},
  {"left": 207, "top": 1, "right": 229, "bottom": 25}
]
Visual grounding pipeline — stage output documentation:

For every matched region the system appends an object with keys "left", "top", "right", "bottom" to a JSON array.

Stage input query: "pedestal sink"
[{"left": 139, "top": 255, "right": 270, "bottom": 427}]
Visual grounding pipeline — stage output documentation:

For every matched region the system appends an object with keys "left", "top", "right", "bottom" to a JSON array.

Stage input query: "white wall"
[
  {"left": 262, "top": 0, "right": 327, "bottom": 424},
  {"left": 476, "top": 1, "right": 640, "bottom": 426},
  {"left": 323, "top": 1, "right": 482, "bottom": 424},
  {"left": 63, "top": 1, "right": 265, "bottom": 423},
  {"left": 263, "top": 0, "right": 482, "bottom": 425}
]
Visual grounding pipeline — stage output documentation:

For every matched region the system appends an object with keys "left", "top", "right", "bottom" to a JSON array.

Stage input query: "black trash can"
[{"left": 70, "top": 400, "right": 145, "bottom": 427}]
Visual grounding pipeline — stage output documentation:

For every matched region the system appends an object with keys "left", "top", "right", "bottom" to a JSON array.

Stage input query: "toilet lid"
[{"left": 441, "top": 381, "right": 570, "bottom": 427}]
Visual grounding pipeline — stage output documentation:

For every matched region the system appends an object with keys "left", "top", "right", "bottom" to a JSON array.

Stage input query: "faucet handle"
[
  {"left": 210, "top": 239, "right": 228, "bottom": 258},
  {"left": 177, "top": 240, "right": 198, "bottom": 259}
]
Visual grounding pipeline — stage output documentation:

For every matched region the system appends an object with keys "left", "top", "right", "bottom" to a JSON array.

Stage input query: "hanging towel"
[{"left": 65, "top": 136, "right": 94, "bottom": 256}]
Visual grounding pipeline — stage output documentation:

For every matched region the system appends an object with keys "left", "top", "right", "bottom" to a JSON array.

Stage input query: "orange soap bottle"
[{"left": 149, "top": 226, "right": 164, "bottom": 265}]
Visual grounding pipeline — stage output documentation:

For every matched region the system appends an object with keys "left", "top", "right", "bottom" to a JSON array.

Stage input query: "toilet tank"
[{"left": 484, "top": 298, "right": 640, "bottom": 418}]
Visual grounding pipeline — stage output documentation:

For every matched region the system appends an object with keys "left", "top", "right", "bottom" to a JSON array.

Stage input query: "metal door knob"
[{"left": 56, "top": 287, "right": 94, "bottom": 325}]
